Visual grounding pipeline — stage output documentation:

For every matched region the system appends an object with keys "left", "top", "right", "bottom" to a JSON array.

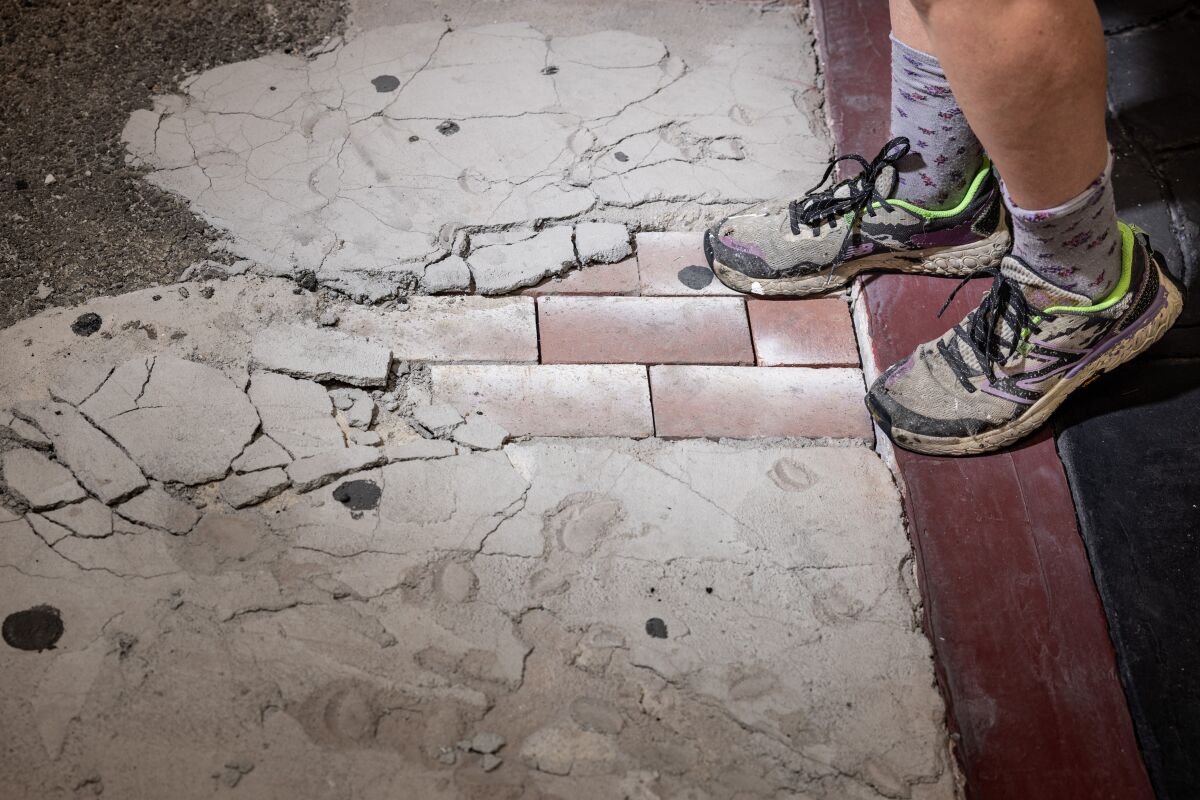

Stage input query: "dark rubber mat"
[{"left": 1056, "top": 360, "right": 1200, "bottom": 799}]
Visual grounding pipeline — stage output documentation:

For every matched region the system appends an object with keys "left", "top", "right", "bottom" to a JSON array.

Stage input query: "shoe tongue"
[
  {"left": 1000, "top": 255, "right": 1092, "bottom": 310},
  {"left": 873, "top": 164, "right": 899, "bottom": 200}
]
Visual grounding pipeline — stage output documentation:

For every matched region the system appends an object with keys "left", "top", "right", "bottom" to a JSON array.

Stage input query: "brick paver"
[
  {"left": 431, "top": 364, "right": 654, "bottom": 438},
  {"left": 522, "top": 257, "right": 640, "bottom": 297},
  {"left": 341, "top": 296, "right": 537, "bottom": 363},
  {"left": 650, "top": 365, "right": 872, "bottom": 440},
  {"left": 748, "top": 298, "right": 860, "bottom": 367},
  {"left": 636, "top": 232, "right": 741, "bottom": 296},
  {"left": 538, "top": 296, "right": 754, "bottom": 365}
]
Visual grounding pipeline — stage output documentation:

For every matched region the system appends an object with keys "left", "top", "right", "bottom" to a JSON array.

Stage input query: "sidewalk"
[{"left": 0, "top": 3, "right": 958, "bottom": 798}]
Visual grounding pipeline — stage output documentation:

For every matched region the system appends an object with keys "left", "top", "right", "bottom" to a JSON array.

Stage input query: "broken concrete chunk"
[
  {"left": 574, "top": 222, "right": 632, "bottom": 265},
  {"left": 348, "top": 430, "right": 382, "bottom": 447},
  {"left": 79, "top": 357, "right": 151, "bottom": 421},
  {"left": 286, "top": 447, "right": 387, "bottom": 493},
  {"left": 27, "top": 513, "right": 73, "bottom": 545},
  {"left": 13, "top": 401, "right": 147, "bottom": 504},
  {"left": 470, "top": 732, "right": 506, "bottom": 754},
  {"left": 423, "top": 256, "right": 472, "bottom": 294},
  {"left": 44, "top": 499, "right": 113, "bottom": 538},
  {"left": 384, "top": 439, "right": 459, "bottom": 462},
  {"left": 452, "top": 416, "right": 509, "bottom": 451},
  {"left": 115, "top": 485, "right": 201, "bottom": 535},
  {"left": 1, "top": 449, "right": 87, "bottom": 510},
  {"left": 1, "top": 416, "right": 52, "bottom": 449},
  {"left": 468, "top": 226, "right": 578, "bottom": 295},
  {"left": 231, "top": 436, "right": 291, "bottom": 474},
  {"left": 318, "top": 309, "right": 340, "bottom": 327},
  {"left": 220, "top": 468, "right": 290, "bottom": 509},
  {"left": 481, "top": 755, "right": 502, "bottom": 772},
  {"left": 251, "top": 325, "right": 391, "bottom": 387},
  {"left": 248, "top": 373, "right": 345, "bottom": 459},
  {"left": 47, "top": 362, "right": 115, "bottom": 407},
  {"left": 331, "top": 388, "right": 375, "bottom": 429},
  {"left": 85, "top": 357, "right": 259, "bottom": 485},
  {"left": 413, "top": 403, "right": 463, "bottom": 435}
]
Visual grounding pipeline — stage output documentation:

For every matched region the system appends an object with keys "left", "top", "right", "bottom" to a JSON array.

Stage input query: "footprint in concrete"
[
  {"left": 332, "top": 479, "right": 382, "bottom": 512},
  {"left": 2, "top": 605, "right": 64, "bottom": 651},
  {"left": 371, "top": 74, "right": 401, "bottom": 92},
  {"left": 677, "top": 265, "right": 714, "bottom": 290},
  {"left": 645, "top": 617, "right": 668, "bottom": 639},
  {"left": 767, "top": 458, "right": 816, "bottom": 492},
  {"left": 71, "top": 312, "right": 102, "bottom": 337}
]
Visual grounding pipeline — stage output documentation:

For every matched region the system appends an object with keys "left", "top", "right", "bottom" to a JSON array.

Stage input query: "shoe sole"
[
  {"left": 872, "top": 262, "right": 1185, "bottom": 457},
  {"left": 710, "top": 228, "right": 1012, "bottom": 297}
]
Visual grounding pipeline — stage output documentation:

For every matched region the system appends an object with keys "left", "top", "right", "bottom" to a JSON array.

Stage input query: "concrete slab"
[{"left": 1, "top": 448, "right": 87, "bottom": 510}]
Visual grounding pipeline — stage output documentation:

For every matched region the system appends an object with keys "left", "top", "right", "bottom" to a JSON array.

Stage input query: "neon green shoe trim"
[
  {"left": 868, "top": 157, "right": 994, "bottom": 220},
  {"left": 1042, "top": 222, "right": 1135, "bottom": 315}
]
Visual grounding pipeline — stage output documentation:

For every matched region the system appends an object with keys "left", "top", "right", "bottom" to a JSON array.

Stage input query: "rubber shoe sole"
[
  {"left": 867, "top": 260, "right": 1185, "bottom": 456},
  {"left": 708, "top": 228, "right": 1011, "bottom": 297}
]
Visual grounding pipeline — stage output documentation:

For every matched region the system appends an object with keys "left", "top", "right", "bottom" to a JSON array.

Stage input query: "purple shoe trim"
[
  {"left": 1065, "top": 286, "right": 1168, "bottom": 380},
  {"left": 909, "top": 222, "right": 981, "bottom": 249},
  {"left": 718, "top": 235, "right": 766, "bottom": 260}
]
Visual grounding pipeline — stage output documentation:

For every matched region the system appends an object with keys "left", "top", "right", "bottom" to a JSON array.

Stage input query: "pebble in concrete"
[
  {"left": 85, "top": 357, "right": 260, "bottom": 485},
  {"left": 574, "top": 222, "right": 632, "bottom": 265},
  {"left": 220, "top": 468, "right": 290, "bottom": 509},
  {"left": 43, "top": 499, "right": 113, "bottom": 538},
  {"left": 452, "top": 415, "right": 509, "bottom": 451},
  {"left": 286, "top": 447, "right": 388, "bottom": 493},
  {"left": 231, "top": 436, "right": 291, "bottom": 474},
  {"left": 468, "top": 226, "right": 578, "bottom": 295},
  {"left": 1, "top": 449, "right": 87, "bottom": 510},
  {"left": 248, "top": 373, "right": 345, "bottom": 459},
  {"left": 114, "top": 485, "right": 201, "bottom": 535},
  {"left": 251, "top": 325, "right": 391, "bottom": 388},
  {"left": 14, "top": 401, "right": 147, "bottom": 504}
]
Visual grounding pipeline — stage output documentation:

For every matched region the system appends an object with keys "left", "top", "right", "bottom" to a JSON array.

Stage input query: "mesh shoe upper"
[
  {"left": 868, "top": 224, "right": 1160, "bottom": 440},
  {"left": 707, "top": 138, "right": 1005, "bottom": 281}
]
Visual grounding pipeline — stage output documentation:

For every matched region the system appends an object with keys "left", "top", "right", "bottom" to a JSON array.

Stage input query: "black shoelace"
[
  {"left": 936, "top": 268, "right": 1051, "bottom": 389},
  {"left": 788, "top": 137, "right": 911, "bottom": 235}
]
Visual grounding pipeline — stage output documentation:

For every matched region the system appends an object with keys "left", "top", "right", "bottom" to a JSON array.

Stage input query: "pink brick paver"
[
  {"left": 747, "top": 298, "right": 860, "bottom": 367},
  {"left": 340, "top": 296, "right": 537, "bottom": 363},
  {"left": 636, "top": 232, "right": 741, "bottom": 296},
  {"left": 538, "top": 296, "right": 754, "bottom": 365},
  {"left": 522, "top": 257, "right": 640, "bottom": 297},
  {"left": 430, "top": 364, "right": 654, "bottom": 438},
  {"left": 650, "top": 366, "right": 872, "bottom": 440}
]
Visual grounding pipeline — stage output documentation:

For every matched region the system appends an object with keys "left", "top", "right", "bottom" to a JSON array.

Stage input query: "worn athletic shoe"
[
  {"left": 866, "top": 223, "right": 1184, "bottom": 456},
  {"left": 704, "top": 137, "right": 1011, "bottom": 296}
]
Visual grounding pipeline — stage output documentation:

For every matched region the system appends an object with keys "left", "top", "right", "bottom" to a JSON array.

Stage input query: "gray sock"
[
  {"left": 1004, "top": 153, "right": 1121, "bottom": 302},
  {"left": 889, "top": 34, "right": 985, "bottom": 210}
]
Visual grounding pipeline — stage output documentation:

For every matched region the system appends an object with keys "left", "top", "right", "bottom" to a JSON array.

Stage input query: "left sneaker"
[{"left": 866, "top": 223, "right": 1184, "bottom": 456}]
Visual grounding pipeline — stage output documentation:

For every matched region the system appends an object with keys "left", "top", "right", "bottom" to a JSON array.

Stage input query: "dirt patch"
[{"left": 0, "top": 0, "right": 347, "bottom": 328}]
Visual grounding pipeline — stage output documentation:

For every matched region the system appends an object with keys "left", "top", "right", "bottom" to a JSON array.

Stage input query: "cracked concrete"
[
  {"left": 1, "top": 3, "right": 955, "bottom": 797},
  {"left": 0, "top": 274, "right": 955, "bottom": 799},
  {"left": 121, "top": 4, "right": 828, "bottom": 301}
]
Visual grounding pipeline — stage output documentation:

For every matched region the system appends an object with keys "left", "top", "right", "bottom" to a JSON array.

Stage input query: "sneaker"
[
  {"left": 704, "top": 137, "right": 1011, "bottom": 296},
  {"left": 865, "top": 223, "right": 1184, "bottom": 456}
]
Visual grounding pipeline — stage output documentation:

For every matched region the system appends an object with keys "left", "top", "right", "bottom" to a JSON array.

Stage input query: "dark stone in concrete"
[
  {"left": 332, "top": 479, "right": 382, "bottom": 511},
  {"left": 2, "top": 605, "right": 64, "bottom": 652},
  {"left": 70, "top": 312, "right": 103, "bottom": 336},
  {"left": 644, "top": 618, "right": 667, "bottom": 639}
]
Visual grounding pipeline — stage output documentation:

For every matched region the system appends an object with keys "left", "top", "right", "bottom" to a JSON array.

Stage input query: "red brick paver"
[
  {"left": 522, "top": 257, "right": 640, "bottom": 297},
  {"left": 747, "top": 298, "right": 860, "bottom": 367},
  {"left": 650, "top": 365, "right": 872, "bottom": 440},
  {"left": 538, "top": 296, "right": 754, "bottom": 365},
  {"left": 636, "top": 232, "right": 741, "bottom": 296},
  {"left": 430, "top": 364, "right": 654, "bottom": 438}
]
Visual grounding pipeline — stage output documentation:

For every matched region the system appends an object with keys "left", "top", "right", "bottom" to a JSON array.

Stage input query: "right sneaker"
[{"left": 705, "top": 137, "right": 1011, "bottom": 297}]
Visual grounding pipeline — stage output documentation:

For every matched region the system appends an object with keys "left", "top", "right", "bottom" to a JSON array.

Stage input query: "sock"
[
  {"left": 889, "top": 34, "right": 985, "bottom": 210},
  {"left": 1004, "top": 153, "right": 1121, "bottom": 302}
]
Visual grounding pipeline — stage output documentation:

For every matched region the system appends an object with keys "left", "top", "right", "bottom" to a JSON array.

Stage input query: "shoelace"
[
  {"left": 788, "top": 136, "right": 911, "bottom": 235},
  {"left": 936, "top": 268, "right": 1051, "bottom": 386}
]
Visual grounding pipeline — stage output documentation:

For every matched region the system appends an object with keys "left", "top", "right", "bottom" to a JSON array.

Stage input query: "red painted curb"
[{"left": 809, "top": 3, "right": 1154, "bottom": 797}]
